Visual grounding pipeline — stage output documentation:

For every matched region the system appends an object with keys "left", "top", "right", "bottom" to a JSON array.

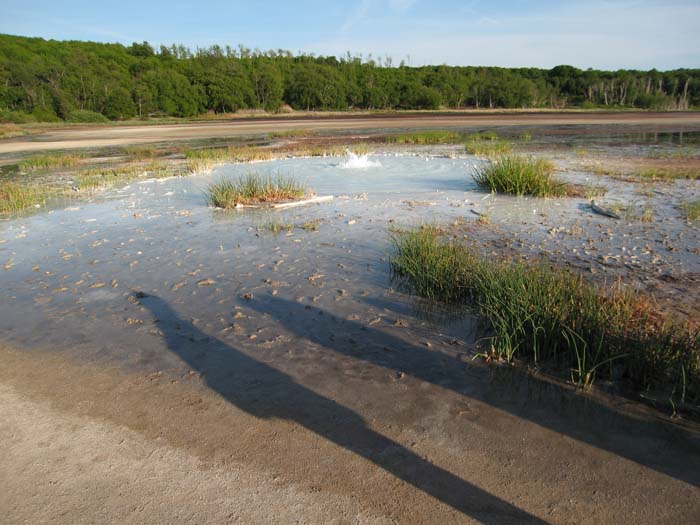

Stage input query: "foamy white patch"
[{"left": 340, "top": 151, "right": 382, "bottom": 169}]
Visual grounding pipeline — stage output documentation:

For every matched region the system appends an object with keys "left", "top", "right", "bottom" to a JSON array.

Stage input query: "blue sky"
[{"left": 2, "top": 0, "right": 699, "bottom": 69}]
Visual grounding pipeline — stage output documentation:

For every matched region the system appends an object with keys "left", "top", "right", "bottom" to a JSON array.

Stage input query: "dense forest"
[{"left": 1, "top": 33, "right": 699, "bottom": 122}]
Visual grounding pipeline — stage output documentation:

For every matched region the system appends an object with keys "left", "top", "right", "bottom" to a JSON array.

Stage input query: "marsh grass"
[
  {"left": 349, "top": 143, "right": 371, "bottom": 155},
  {"left": 125, "top": 145, "right": 157, "bottom": 159},
  {"left": 389, "top": 227, "right": 700, "bottom": 407},
  {"left": 208, "top": 173, "right": 307, "bottom": 208},
  {"left": 609, "top": 202, "right": 656, "bottom": 223},
  {"left": 0, "top": 159, "right": 168, "bottom": 212},
  {"left": 472, "top": 155, "right": 571, "bottom": 197},
  {"left": 73, "top": 161, "right": 173, "bottom": 191},
  {"left": 585, "top": 163, "right": 623, "bottom": 177},
  {"left": 302, "top": 219, "right": 321, "bottom": 231},
  {"left": 185, "top": 146, "right": 275, "bottom": 173},
  {"left": 270, "top": 128, "right": 317, "bottom": 138},
  {"left": 258, "top": 218, "right": 320, "bottom": 233},
  {"left": 465, "top": 138, "right": 512, "bottom": 156},
  {"left": 636, "top": 167, "right": 700, "bottom": 181},
  {"left": 186, "top": 144, "right": 368, "bottom": 174},
  {"left": 646, "top": 147, "right": 698, "bottom": 160},
  {"left": 19, "top": 153, "right": 83, "bottom": 171},
  {"left": 467, "top": 131, "right": 500, "bottom": 141},
  {"left": 295, "top": 145, "right": 348, "bottom": 157},
  {"left": 476, "top": 213, "right": 490, "bottom": 225},
  {"left": 387, "top": 130, "right": 462, "bottom": 144},
  {"left": 584, "top": 185, "right": 608, "bottom": 200},
  {"left": 260, "top": 221, "right": 295, "bottom": 233},
  {"left": 0, "top": 182, "right": 54, "bottom": 213},
  {"left": 680, "top": 200, "right": 700, "bottom": 221}
]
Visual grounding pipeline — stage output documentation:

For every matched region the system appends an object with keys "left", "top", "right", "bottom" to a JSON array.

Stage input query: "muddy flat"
[
  {"left": 4, "top": 111, "right": 700, "bottom": 154},
  {"left": 2, "top": 124, "right": 700, "bottom": 524}
]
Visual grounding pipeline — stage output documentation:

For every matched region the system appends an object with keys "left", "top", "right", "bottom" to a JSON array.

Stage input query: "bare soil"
[{"left": 2, "top": 344, "right": 699, "bottom": 524}]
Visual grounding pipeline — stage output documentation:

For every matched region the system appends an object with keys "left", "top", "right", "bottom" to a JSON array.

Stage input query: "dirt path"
[{"left": 3, "top": 111, "right": 700, "bottom": 155}]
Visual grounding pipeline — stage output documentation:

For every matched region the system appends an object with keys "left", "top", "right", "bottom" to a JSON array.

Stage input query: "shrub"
[{"left": 67, "top": 110, "right": 109, "bottom": 123}]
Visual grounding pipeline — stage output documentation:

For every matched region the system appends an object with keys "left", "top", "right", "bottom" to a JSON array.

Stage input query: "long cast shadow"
[
  {"left": 246, "top": 295, "right": 700, "bottom": 488},
  {"left": 140, "top": 294, "right": 545, "bottom": 524}
]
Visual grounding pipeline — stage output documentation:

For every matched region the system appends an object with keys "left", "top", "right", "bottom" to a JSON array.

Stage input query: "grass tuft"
[
  {"left": 387, "top": 130, "right": 462, "bottom": 145},
  {"left": 465, "top": 137, "right": 512, "bottom": 156},
  {"left": 389, "top": 227, "right": 700, "bottom": 407},
  {"left": 680, "top": 200, "right": 700, "bottom": 221},
  {"left": 471, "top": 155, "right": 570, "bottom": 197},
  {"left": 260, "top": 221, "right": 295, "bottom": 233},
  {"left": 207, "top": 173, "right": 307, "bottom": 208}
]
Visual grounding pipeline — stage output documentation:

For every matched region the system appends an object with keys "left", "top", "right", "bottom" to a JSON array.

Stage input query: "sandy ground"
[
  {"left": 3, "top": 111, "right": 700, "bottom": 155},
  {"left": 2, "top": 338, "right": 700, "bottom": 524}
]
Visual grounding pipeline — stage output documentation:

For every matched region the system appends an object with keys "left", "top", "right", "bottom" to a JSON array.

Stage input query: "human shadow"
[
  {"left": 245, "top": 295, "right": 700, "bottom": 488},
  {"left": 140, "top": 294, "right": 546, "bottom": 524}
]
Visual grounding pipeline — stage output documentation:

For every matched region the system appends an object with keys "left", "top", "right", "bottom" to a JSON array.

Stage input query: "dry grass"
[
  {"left": 72, "top": 161, "right": 173, "bottom": 191},
  {"left": 125, "top": 146, "right": 158, "bottom": 159},
  {"left": 19, "top": 153, "right": 83, "bottom": 171},
  {"left": 0, "top": 182, "right": 55, "bottom": 213},
  {"left": 0, "top": 123, "right": 27, "bottom": 139}
]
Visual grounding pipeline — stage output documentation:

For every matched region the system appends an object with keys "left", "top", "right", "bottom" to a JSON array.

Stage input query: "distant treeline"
[{"left": 1, "top": 34, "right": 699, "bottom": 122}]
